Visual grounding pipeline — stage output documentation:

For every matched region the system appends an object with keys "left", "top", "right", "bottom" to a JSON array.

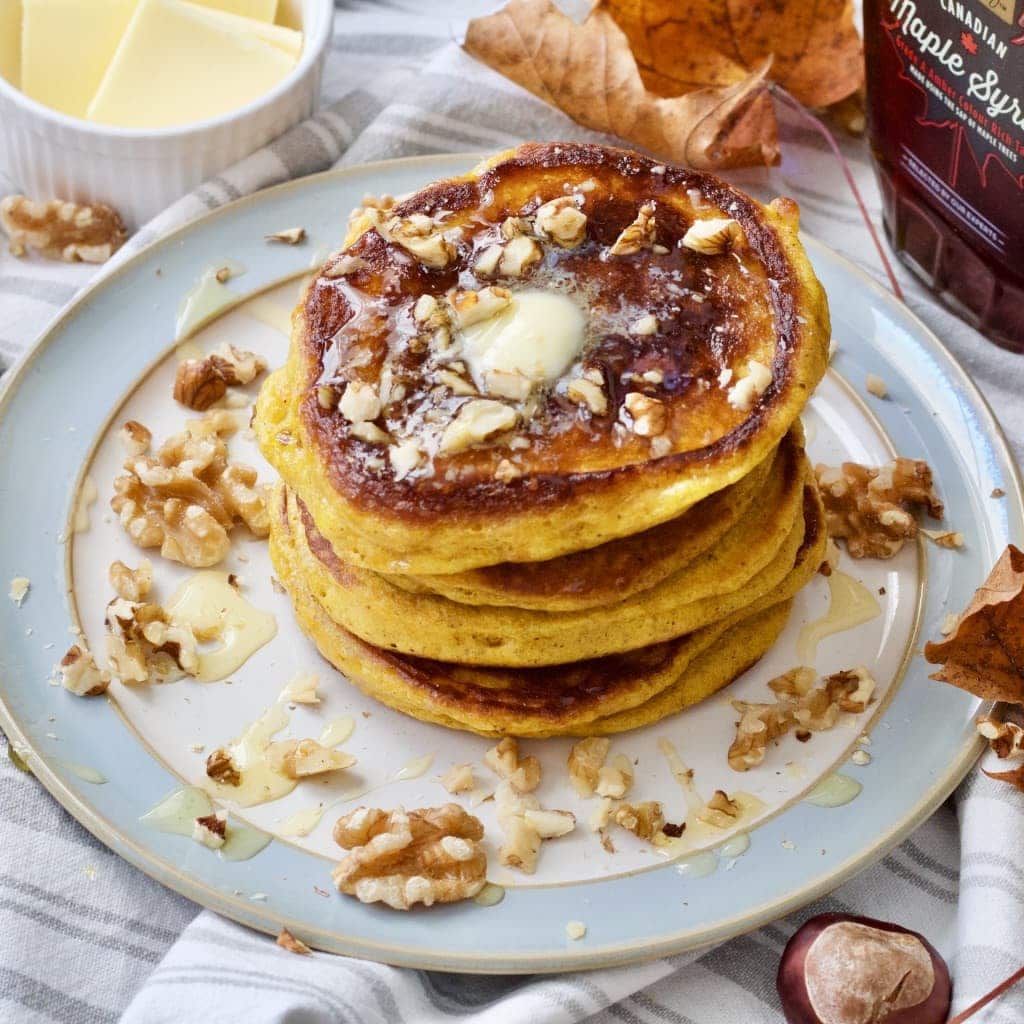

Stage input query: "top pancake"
[{"left": 255, "top": 142, "right": 830, "bottom": 574}]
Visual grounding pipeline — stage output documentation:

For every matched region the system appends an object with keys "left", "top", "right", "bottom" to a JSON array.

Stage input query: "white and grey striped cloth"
[{"left": 2, "top": 3, "right": 1023, "bottom": 1022}]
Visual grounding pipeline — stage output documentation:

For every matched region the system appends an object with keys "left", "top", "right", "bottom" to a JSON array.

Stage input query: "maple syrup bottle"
[{"left": 864, "top": 0, "right": 1024, "bottom": 352}]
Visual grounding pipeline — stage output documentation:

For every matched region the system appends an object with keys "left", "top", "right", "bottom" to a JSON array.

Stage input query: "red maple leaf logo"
[{"left": 961, "top": 31, "right": 978, "bottom": 55}]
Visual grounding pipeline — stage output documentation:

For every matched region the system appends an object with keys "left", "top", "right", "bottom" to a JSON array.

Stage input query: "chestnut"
[{"left": 777, "top": 913, "right": 951, "bottom": 1024}]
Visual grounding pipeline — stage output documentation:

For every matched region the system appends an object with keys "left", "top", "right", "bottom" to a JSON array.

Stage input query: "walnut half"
[
  {"left": 331, "top": 805, "right": 486, "bottom": 910},
  {"left": 0, "top": 195, "right": 126, "bottom": 263},
  {"left": 173, "top": 344, "right": 267, "bottom": 412}
]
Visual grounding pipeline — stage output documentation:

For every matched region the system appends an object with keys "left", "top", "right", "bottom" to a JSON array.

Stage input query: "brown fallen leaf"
[
  {"left": 924, "top": 545, "right": 1024, "bottom": 704},
  {"left": 464, "top": 0, "right": 779, "bottom": 170},
  {"left": 599, "top": 0, "right": 863, "bottom": 111},
  {"left": 984, "top": 765, "right": 1024, "bottom": 793}
]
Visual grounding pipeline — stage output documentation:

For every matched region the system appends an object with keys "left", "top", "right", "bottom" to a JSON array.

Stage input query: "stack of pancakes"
[{"left": 256, "top": 143, "right": 831, "bottom": 738}]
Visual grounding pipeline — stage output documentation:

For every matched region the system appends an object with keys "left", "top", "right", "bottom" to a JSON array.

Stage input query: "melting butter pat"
[
  {"left": 461, "top": 289, "right": 586, "bottom": 391},
  {"left": 87, "top": 0, "right": 296, "bottom": 129},
  {"left": 165, "top": 571, "right": 277, "bottom": 682},
  {"left": 21, "top": 0, "right": 138, "bottom": 118}
]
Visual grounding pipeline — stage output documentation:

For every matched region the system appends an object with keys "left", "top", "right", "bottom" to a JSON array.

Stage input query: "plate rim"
[{"left": 0, "top": 153, "right": 1020, "bottom": 973}]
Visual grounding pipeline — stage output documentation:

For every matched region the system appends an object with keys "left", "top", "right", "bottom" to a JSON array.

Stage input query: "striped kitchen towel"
[{"left": 1, "top": 3, "right": 1021, "bottom": 1022}]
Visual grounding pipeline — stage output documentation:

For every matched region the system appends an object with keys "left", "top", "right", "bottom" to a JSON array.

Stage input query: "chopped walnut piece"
[
  {"left": 267, "top": 739, "right": 357, "bottom": 780},
  {"left": 0, "top": 195, "right": 126, "bottom": 263},
  {"left": 977, "top": 714, "right": 1024, "bottom": 759},
  {"left": 695, "top": 790, "right": 741, "bottom": 829},
  {"left": 608, "top": 203, "right": 656, "bottom": 256},
  {"left": 483, "top": 737, "right": 541, "bottom": 793},
  {"left": 276, "top": 928, "right": 312, "bottom": 955},
  {"left": 206, "top": 747, "right": 241, "bottom": 786},
  {"left": 494, "top": 459, "right": 522, "bottom": 483},
  {"left": 338, "top": 381, "right": 382, "bottom": 423},
  {"left": 866, "top": 373, "right": 888, "bottom": 399},
  {"left": 59, "top": 644, "right": 111, "bottom": 697},
  {"left": 192, "top": 811, "right": 227, "bottom": 849},
  {"left": 595, "top": 753, "right": 634, "bottom": 799},
  {"left": 473, "top": 243, "right": 504, "bottom": 277},
  {"left": 439, "top": 399, "right": 517, "bottom": 454},
  {"left": 612, "top": 801, "right": 665, "bottom": 841},
  {"left": 105, "top": 597, "right": 199, "bottom": 684},
  {"left": 499, "top": 816, "right": 542, "bottom": 873},
  {"left": 375, "top": 212, "right": 456, "bottom": 270},
  {"left": 500, "top": 216, "right": 531, "bottom": 240},
  {"left": 630, "top": 313, "right": 659, "bottom": 336},
  {"left": 727, "top": 360, "right": 772, "bottom": 412},
  {"left": 589, "top": 797, "right": 614, "bottom": 833},
  {"left": 324, "top": 254, "right": 369, "bottom": 279},
  {"left": 623, "top": 392, "right": 667, "bottom": 437},
  {"left": 118, "top": 421, "right": 152, "bottom": 456},
  {"left": 111, "top": 422, "right": 270, "bottom": 568},
  {"left": 441, "top": 763, "right": 475, "bottom": 795},
  {"left": 173, "top": 344, "right": 267, "bottom": 411},
  {"left": 498, "top": 235, "right": 542, "bottom": 277},
  {"left": 108, "top": 559, "right": 153, "bottom": 602},
  {"left": 390, "top": 438, "right": 425, "bottom": 480},
  {"left": 728, "top": 701, "right": 792, "bottom": 771},
  {"left": 568, "top": 737, "right": 610, "bottom": 797},
  {"left": 450, "top": 286, "right": 512, "bottom": 328},
  {"left": 266, "top": 227, "right": 306, "bottom": 245},
  {"left": 8, "top": 576, "right": 29, "bottom": 606},
  {"left": 815, "top": 458, "right": 943, "bottom": 559},
  {"left": 484, "top": 368, "right": 532, "bottom": 401},
  {"left": 681, "top": 217, "right": 743, "bottom": 255},
  {"left": 729, "top": 665, "right": 876, "bottom": 770},
  {"left": 331, "top": 804, "right": 486, "bottom": 909},
  {"left": 922, "top": 528, "right": 964, "bottom": 550},
  {"left": 523, "top": 808, "right": 576, "bottom": 839},
  {"left": 567, "top": 377, "right": 608, "bottom": 416},
  {"left": 534, "top": 196, "right": 587, "bottom": 248},
  {"left": 350, "top": 421, "right": 391, "bottom": 445},
  {"left": 823, "top": 666, "right": 876, "bottom": 714}
]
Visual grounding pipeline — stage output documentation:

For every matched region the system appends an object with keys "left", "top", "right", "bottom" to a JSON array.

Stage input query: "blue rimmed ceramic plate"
[{"left": 0, "top": 154, "right": 1020, "bottom": 972}]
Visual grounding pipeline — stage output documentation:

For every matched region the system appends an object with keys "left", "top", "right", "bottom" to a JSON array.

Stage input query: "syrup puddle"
[
  {"left": 243, "top": 298, "right": 293, "bottom": 336},
  {"left": 319, "top": 717, "right": 355, "bottom": 748},
  {"left": 797, "top": 569, "right": 881, "bottom": 663},
  {"left": 804, "top": 772, "right": 863, "bottom": 807},
  {"left": 141, "top": 786, "right": 271, "bottom": 861},
  {"left": 655, "top": 739, "right": 765, "bottom": 859},
  {"left": 473, "top": 882, "right": 506, "bottom": 907},
  {"left": 176, "top": 260, "right": 246, "bottom": 339},
  {"left": 62, "top": 761, "right": 107, "bottom": 785},
  {"left": 166, "top": 571, "right": 277, "bottom": 682}
]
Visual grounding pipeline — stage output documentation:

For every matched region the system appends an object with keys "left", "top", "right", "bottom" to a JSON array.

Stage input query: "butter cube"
[
  {"left": 21, "top": 0, "right": 138, "bottom": 117},
  {"left": 0, "top": 0, "right": 20, "bottom": 86},
  {"left": 182, "top": 0, "right": 301, "bottom": 56},
  {"left": 193, "top": 0, "right": 276, "bottom": 22},
  {"left": 87, "top": 0, "right": 295, "bottom": 129}
]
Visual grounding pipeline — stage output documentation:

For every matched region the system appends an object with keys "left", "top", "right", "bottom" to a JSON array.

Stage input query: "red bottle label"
[{"left": 866, "top": 0, "right": 1024, "bottom": 260}]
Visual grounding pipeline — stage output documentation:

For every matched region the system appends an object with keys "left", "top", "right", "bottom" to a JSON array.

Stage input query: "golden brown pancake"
[
  {"left": 381, "top": 434, "right": 777, "bottom": 612},
  {"left": 279, "top": 442, "right": 807, "bottom": 667},
  {"left": 268, "top": 484, "right": 826, "bottom": 737},
  {"left": 255, "top": 142, "right": 831, "bottom": 575}
]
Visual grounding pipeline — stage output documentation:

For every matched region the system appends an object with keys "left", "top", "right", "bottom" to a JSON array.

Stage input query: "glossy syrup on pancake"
[{"left": 255, "top": 142, "right": 831, "bottom": 574}]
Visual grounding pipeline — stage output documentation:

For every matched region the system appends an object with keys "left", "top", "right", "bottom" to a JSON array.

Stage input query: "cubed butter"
[
  {"left": 87, "top": 0, "right": 295, "bottom": 129},
  {"left": 20, "top": 0, "right": 137, "bottom": 117},
  {"left": 182, "top": 0, "right": 301, "bottom": 56},
  {"left": 193, "top": 0, "right": 276, "bottom": 22},
  {"left": 0, "top": 0, "right": 20, "bottom": 86}
]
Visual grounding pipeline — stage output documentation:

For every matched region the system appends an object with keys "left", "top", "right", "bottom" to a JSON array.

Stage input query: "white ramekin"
[{"left": 0, "top": 0, "right": 333, "bottom": 229}]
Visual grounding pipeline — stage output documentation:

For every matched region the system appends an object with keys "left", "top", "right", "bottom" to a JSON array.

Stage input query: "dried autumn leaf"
[
  {"left": 464, "top": 0, "right": 778, "bottom": 170},
  {"left": 924, "top": 545, "right": 1024, "bottom": 704},
  {"left": 984, "top": 765, "right": 1024, "bottom": 793},
  {"left": 600, "top": 0, "right": 863, "bottom": 111}
]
